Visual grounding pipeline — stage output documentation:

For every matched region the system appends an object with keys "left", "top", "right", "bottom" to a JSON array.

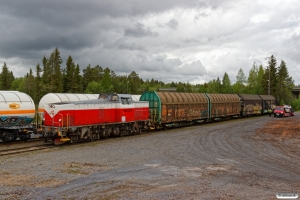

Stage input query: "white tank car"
[{"left": 0, "top": 91, "right": 35, "bottom": 141}]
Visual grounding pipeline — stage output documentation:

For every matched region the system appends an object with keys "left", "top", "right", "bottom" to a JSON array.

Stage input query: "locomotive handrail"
[{"left": 67, "top": 113, "right": 69, "bottom": 130}]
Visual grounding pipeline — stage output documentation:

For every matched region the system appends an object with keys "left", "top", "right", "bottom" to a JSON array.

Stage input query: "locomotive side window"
[{"left": 121, "top": 97, "right": 131, "bottom": 105}]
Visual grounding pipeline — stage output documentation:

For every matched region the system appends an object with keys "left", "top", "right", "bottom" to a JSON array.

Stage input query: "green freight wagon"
[{"left": 140, "top": 91, "right": 209, "bottom": 129}]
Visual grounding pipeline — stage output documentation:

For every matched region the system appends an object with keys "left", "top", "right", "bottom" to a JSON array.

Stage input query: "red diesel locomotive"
[{"left": 43, "top": 94, "right": 149, "bottom": 145}]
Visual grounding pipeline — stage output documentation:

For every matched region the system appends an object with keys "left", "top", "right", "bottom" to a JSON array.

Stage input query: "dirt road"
[{"left": 0, "top": 114, "right": 299, "bottom": 199}]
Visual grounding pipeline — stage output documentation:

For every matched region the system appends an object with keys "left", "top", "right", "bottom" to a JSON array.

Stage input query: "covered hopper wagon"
[
  {"left": 139, "top": 92, "right": 240, "bottom": 129},
  {"left": 238, "top": 94, "right": 277, "bottom": 116}
]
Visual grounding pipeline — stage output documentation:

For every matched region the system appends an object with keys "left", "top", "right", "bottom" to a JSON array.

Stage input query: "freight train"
[
  {"left": 42, "top": 92, "right": 276, "bottom": 145},
  {"left": 0, "top": 91, "right": 277, "bottom": 144}
]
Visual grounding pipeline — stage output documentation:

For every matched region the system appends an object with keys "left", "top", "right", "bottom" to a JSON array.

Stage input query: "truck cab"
[{"left": 273, "top": 106, "right": 291, "bottom": 117}]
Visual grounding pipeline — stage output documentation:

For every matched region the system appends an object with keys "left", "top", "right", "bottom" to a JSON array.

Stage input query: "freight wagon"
[
  {"left": 238, "top": 94, "right": 276, "bottom": 117},
  {"left": 0, "top": 91, "right": 36, "bottom": 142},
  {"left": 139, "top": 92, "right": 240, "bottom": 129}
]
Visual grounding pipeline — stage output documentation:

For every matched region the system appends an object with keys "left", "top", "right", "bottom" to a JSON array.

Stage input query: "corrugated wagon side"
[
  {"left": 205, "top": 93, "right": 240, "bottom": 120},
  {"left": 140, "top": 91, "right": 209, "bottom": 129}
]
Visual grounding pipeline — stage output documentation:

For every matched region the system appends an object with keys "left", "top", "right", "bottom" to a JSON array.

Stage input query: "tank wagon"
[
  {"left": 0, "top": 91, "right": 36, "bottom": 142},
  {"left": 139, "top": 92, "right": 240, "bottom": 129},
  {"left": 42, "top": 93, "right": 149, "bottom": 144}
]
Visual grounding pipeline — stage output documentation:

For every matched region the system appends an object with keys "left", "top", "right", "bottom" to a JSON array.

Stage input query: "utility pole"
[
  {"left": 265, "top": 57, "right": 271, "bottom": 95},
  {"left": 160, "top": 75, "right": 161, "bottom": 90},
  {"left": 268, "top": 66, "right": 270, "bottom": 95}
]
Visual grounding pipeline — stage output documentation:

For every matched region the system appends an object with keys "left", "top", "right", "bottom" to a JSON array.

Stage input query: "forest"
[{"left": 1, "top": 48, "right": 300, "bottom": 110}]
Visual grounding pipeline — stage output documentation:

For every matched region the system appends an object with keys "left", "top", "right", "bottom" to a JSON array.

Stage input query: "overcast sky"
[{"left": 0, "top": 0, "right": 299, "bottom": 85}]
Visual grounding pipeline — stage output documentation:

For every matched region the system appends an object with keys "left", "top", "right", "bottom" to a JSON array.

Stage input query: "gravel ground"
[{"left": 0, "top": 114, "right": 299, "bottom": 200}]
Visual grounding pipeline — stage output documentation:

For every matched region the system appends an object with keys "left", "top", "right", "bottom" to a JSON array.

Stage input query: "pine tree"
[
  {"left": 101, "top": 67, "right": 112, "bottom": 92},
  {"left": 247, "top": 63, "right": 258, "bottom": 94},
  {"left": 24, "top": 68, "right": 35, "bottom": 97},
  {"left": 64, "top": 55, "right": 76, "bottom": 93},
  {"left": 276, "top": 60, "right": 294, "bottom": 104},
  {"left": 34, "top": 63, "right": 44, "bottom": 103},
  {"left": 49, "top": 48, "right": 63, "bottom": 92},
  {"left": 74, "top": 64, "right": 83, "bottom": 93},
  {"left": 41, "top": 55, "right": 51, "bottom": 93},
  {"left": 128, "top": 71, "right": 141, "bottom": 94},
  {"left": 221, "top": 72, "right": 232, "bottom": 93},
  {"left": 1, "top": 62, "right": 14, "bottom": 90},
  {"left": 262, "top": 55, "right": 277, "bottom": 95},
  {"left": 235, "top": 68, "right": 247, "bottom": 93}
]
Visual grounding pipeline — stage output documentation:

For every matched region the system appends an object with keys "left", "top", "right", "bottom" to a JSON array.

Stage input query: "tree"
[
  {"left": 41, "top": 56, "right": 51, "bottom": 93},
  {"left": 207, "top": 78, "right": 221, "bottom": 93},
  {"left": 128, "top": 71, "right": 142, "bottom": 94},
  {"left": 82, "top": 65, "right": 103, "bottom": 92},
  {"left": 256, "top": 65, "right": 265, "bottom": 94},
  {"left": 34, "top": 63, "right": 44, "bottom": 104},
  {"left": 1, "top": 62, "right": 14, "bottom": 90},
  {"left": 64, "top": 55, "right": 78, "bottom": 93},
  {"left": 11, "top": 77, "right": 25, "bottom": 91},
  {"left": 101, "top": 67, "right": 112, "bottom": 92},
  {"left": 85, "top": 81, "right": 103, "bottom": 94},
  {"left": 23, "top": 68, "right": 35, "bottom": 97},
  {"left": 234, "top": 68, "right": 247, "bottom": 93},
  {"left": 197, "top": 83, "right": 207, "bottom": 93},
  {"left": 74, "top": 64, "right": 83, "bottom": 93},
  {"left": 262, "top": 55, "right": 277, "bottom": 95},
  {"left": 276, "top": 60, "right": 294, "bottom": 104},
  {"left": 221, "top": 72, "right": 232, "bottom": 93},
  {"left": 247, "top": 63, "right": 258, "bottom": 94},
  {"left": 48, "top": 48, "right": 63, "bottom": 92}
]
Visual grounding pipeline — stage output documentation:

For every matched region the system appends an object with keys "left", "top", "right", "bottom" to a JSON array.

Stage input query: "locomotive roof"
[{"left": 49, "top": 94, "right": 133, "bottom": 105}]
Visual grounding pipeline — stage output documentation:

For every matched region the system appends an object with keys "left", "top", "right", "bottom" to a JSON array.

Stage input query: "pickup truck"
[{"left": 273, "top": 106, "right": 293, "bottom": 117}]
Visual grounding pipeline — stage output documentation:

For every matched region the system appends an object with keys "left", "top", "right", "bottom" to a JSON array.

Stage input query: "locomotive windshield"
[{"left": 110, "top": 94, "right": 119, "bottom": 101}]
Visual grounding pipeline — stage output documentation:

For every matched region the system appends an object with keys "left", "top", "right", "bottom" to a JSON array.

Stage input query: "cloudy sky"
[{"left": 0, "top": 0, "right": 299, "bottom": 85}]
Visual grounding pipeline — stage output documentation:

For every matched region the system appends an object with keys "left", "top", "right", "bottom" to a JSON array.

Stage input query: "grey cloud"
[
  {"left": 166, "top": 19, "right": 179, "bottom": 29},
  {"left": 0, "top": 0, "right": 300, "bottom": 85},
  {"left": 124, "top": 23, "right": 157, "bottom": 37},
  {"left": 118, "top": 42, "right": 146, "bottom": 51}
]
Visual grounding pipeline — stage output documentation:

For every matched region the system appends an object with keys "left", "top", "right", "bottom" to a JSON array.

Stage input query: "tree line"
[{"left": 1, "top": 48, "right": 299, "bottom": 109}]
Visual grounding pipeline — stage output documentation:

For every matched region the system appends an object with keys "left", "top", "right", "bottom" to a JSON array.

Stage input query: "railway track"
[{"left": 0, "top": 144, "right": 58, "bottom": 157}]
